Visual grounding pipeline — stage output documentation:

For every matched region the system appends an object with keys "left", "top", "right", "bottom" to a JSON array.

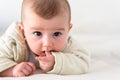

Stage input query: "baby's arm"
[
  {"left": 48, "top": 51, "right": 90, "bottom": 74},
  {"left": 0, "top": 62, "right": 36, "bottom": 77},
  {"left": 47, "top": 37, "right": 90, "bottom": 75}
]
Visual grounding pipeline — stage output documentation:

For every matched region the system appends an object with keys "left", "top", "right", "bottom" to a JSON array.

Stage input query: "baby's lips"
[
  {"left": 40, "top": 51, "right": 47, "bottom": 56},
  {"left": 34, "top": 50, "right": 56, "bottom": 57},
  {"left": 34, "top": 51, "right": 46, "bottom": 57}
]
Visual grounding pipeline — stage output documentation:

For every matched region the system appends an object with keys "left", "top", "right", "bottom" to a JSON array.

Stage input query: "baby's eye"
[
  {"left": 53, "top": 32, "right": 62, "bottom": 37},
  {"left": 33, "top": 31, "right": 42, "bottom": 36}
]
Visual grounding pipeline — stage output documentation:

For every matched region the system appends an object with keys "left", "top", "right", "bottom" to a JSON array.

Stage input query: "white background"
[{"left": 0, "top": 0, "right": 120, "bottom": 35}]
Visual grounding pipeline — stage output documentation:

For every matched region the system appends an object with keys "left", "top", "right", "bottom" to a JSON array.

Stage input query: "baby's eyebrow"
[
  {"left": 30, "top": 26, "right": 65, "bottom": 31},
  {"left": 55, "top": 28, "right": 65, "bottom": 31}
]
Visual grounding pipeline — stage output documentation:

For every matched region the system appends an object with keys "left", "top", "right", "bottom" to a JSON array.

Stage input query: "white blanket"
[{"left": 0, "top": 35, "right": 120, "bottom": 80}]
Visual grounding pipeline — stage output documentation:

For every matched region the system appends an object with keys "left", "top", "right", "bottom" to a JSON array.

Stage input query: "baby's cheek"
[{"left": 56, "top": 42, "right": 66, "bottom": 51}]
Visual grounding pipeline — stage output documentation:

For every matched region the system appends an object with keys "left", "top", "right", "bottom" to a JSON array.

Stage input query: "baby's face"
[{"left": 21, "top": 8, "right": 72, "bottom": 56}]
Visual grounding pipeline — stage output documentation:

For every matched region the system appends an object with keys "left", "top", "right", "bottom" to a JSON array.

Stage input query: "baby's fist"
[
  {"left": 36, "top": 51, "right": 55, "bottom": 72},
  {"left": 12, "top": 62, "right": 36, "bottom": 77}
]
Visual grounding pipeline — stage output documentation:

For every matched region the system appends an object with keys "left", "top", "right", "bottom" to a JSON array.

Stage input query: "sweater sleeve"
[
  {"left": 0, "top": 22, "right": 28, "bottom": 72},
  {"left": 0, "top": 37, "right": 17, "bottom": 72},
  {"left": 47, "top": 36, "right": 90, "bottom": 75}
]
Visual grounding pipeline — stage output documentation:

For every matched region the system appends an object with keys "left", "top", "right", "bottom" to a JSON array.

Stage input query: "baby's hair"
[{"left": 21, "top": 0, "right": 71, "bottom": 22}]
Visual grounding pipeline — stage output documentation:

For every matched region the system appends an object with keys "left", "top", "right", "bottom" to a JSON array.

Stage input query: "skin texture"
[{"left": 0, "top": 3, "right": 72, "bottom": 77}]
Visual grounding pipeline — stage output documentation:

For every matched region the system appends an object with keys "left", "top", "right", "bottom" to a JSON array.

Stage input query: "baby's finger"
[
  {"left": 35, "top": 56, "right": 45, "bottom": 61},
  {"left": 27, "top": 62, "right": 36, "bottom": 72},
  {"left": 22, "top": 67, "right": 31, "bottom": 76}
]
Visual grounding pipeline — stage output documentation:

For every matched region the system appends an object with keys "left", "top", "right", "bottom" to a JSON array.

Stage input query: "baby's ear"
[
  {"left": 18, "top": 22, "right": 24, "bottom": 33},
  {"left": 68, "top": 23, "right": 73, "bottom": 31},
  {"left": 18, "top": 22, "right": 26, "bottom": 38}
]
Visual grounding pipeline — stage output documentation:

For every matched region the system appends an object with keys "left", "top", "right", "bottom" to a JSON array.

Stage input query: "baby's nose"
[{"left": 42, "top": 36, "right": 53, "bottom": 50}]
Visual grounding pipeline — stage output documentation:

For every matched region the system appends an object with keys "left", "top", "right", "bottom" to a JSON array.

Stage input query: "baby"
[{"left": 0, "top": 0, "right": 90, "bottom": 77}]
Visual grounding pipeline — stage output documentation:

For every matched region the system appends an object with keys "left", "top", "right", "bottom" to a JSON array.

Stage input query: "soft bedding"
[{"left": 0, "top": 35, "right": 120, "bottom": 80}]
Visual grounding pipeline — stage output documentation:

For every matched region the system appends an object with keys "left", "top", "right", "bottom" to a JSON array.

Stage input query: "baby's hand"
[
  {"left": 35, "top": 51, "right": 55, "bottom": 72},
  {"left": 12, "top": 62, "right": 36, "bottom": 77}
]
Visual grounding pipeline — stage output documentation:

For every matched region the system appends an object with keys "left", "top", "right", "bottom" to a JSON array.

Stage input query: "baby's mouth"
[
  {"left": 35, "top": 50, "right": 57, "bottom": 56},
  {"left": 35, "top": 51, "right": 45, "bottom": 57}
]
